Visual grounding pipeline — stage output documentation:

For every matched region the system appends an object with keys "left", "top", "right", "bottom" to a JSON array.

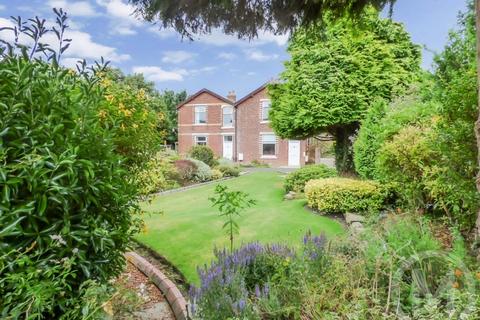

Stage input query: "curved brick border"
[{"left": 125, "top": 251, "right": 188, "bottom": 320}]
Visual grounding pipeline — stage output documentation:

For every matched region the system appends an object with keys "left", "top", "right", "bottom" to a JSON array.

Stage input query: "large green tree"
[{"left": 268, "top": 12, "right": 420, "bottom": 173}]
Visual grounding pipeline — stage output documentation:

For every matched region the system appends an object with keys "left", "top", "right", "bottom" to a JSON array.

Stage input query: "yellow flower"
[
  {"left": 132, "top": 123, "right": 138, "bottom": 129},
  {"left": 68, "top": 69, "right": 76, "bottom": 76},
  {"left": 120, "top": 123, "right": 126, "bottom": 131},
  {"left": 98, "top": 110, "right": 107, "bottom": 119},
  {"left": 454, "top": 269, "right": 463, "bottom": 278},
  {"left": 105, "top": 95, "right": 114, "bottom": 102},
  {"left": 452, "top": 281, "right": 460, "bottom": 289}
]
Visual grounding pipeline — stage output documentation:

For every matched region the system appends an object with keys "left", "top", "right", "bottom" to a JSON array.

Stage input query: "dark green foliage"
[
  {"left": 189, "top": 145, "right": 216, "bottom": 167},
  {"left": 131, "top": 0, "right": 396, "bottom": 40},
  {"left": 0, "top": 57, "right": 141, "bottom": 317},
  {"left": 216, "top": 165, "right": 241, "bottom": 177},
  {"left": 268, "top": 11, "right": 421, "bottom": 173},
  {"left": 284, "top": 164, "right": 337, "bottom": 193},
  {"left": 354, "top": 95, "right": 438, "bottom": 180}
]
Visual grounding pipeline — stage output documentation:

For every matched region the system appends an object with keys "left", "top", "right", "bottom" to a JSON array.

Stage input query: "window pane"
[
  {"left": 261, "top": 101, "right": 271, "bottom": 121},
  {"left": 195, "top": 106, "right": 207, "bottom": 124},
  {"left": 224, "top": 135, "right": 233, "bottom": 142},
  {"left": 223, "top": 107, "right": 233, "bottom": 126},
  {"left": 262, "top": 143, "right": 275, "bottom": 155},
  {"left": 261, "top": 134, "right": 276, "bottom": 143},
  {"left": 195, "top": 136, "right": 207, "bottom": 145}
]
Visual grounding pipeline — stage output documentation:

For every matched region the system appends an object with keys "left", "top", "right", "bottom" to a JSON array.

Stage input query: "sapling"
[{"left": 209, "top": 185, "right": 256, "bottom": 252}]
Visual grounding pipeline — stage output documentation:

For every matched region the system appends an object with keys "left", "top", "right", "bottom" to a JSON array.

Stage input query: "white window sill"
[
  {"left": 260, "top": 120, "right": 270, "bottom": 124},
  {"left": 261, "top": 155, "right": 277, "bottom": 159},
  {"left": 193, "top": 123, "right": 208, "bottom": 126},
  {"left": 221, "top": 126, "right": 234, "bottom": 129}
]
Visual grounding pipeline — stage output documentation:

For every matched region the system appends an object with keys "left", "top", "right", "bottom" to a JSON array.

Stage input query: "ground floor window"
[
  {"left": 195, "top": 136, "right": 207, "bottom": 146},
  {"left": 261, "top": 134, "right": 276, "bottom": 156}
]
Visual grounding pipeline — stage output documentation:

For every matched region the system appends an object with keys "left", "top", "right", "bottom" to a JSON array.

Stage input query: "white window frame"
[
  {"left": 260, "top": 133, "right": 276, "bottom": 158},
  {"left": 260, "top": 99, "right": 271, "bottom": 123},
  {"left": 222, "top": 105, "right": 234, "bottom": 128},
  {"left": 194, "top": 105, "right": 207, "bottom": 125},
  {"left": 194, "top": 135, "right": 208, "bottom": 146}
]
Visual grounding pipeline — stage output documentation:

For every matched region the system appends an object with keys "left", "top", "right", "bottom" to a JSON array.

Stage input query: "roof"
[
  {"left": 176, "top": 88, "right": 233, "bottom": 109},
  {"left": 234, "top": 82, "right": 269, "bottom": 107}
]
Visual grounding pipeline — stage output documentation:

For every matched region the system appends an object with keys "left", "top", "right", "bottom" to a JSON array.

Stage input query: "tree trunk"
[
  {"left": 475, "top": 0, "right": 480, "bottom": 240},
  {"left": 334, "top": 124, "right": 357, "bottom": 176}
]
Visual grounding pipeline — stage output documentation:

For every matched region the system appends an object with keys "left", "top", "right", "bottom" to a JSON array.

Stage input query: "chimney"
[{"left": 227, "top": 90, "right": 236, "bottom": 102}]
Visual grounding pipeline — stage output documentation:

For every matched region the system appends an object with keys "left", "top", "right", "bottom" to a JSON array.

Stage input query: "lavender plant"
[{"left": 209, "top": 185, "right": 256, "bottom": 252}]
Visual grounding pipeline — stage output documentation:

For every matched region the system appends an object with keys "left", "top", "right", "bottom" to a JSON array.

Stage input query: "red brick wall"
[
  {"left": 235, "top": 87, "right": 306, "bottom": 167},
  {"left": 177, "top": 92, "right": 234, "bottom": 157}
]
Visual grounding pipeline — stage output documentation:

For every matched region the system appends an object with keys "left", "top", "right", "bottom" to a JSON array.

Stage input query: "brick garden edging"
[{"left": 125, "top": 251, "right": 189, "bottom": 320}]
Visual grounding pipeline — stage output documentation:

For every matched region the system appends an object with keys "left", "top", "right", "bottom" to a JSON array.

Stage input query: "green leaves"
[{"left": 210, "top": 184, "right": 256, "bottom": 251}]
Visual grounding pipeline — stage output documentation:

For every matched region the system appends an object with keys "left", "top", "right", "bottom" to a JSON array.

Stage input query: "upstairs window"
[
  {"left": 261, "top": 134, "right": 276, "bottom": 156},
  {"left": 195, "top": 136, "right": 207, "bottom": 146},
  {"left": 261, "top": 100, "right": 271, "bottom": 121},
  {"left": 195, "top": 106, "right": 207, "bottom": 124},
  {"left": 222, "top": 106, "right": 233, "bottom": 127}
]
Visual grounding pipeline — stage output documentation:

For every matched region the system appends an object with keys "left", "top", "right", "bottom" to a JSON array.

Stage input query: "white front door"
[
  {"left": 223, "top": 135, "right": 233, "bottom": 160},
  {"left": 288, "top": 140, "right": 301, "bottom": 167}
]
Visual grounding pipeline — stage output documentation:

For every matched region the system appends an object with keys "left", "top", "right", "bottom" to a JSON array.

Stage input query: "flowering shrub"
[
  {"left": 284, "top": 164, "right": 337, "bottom": 193},
  {"left": 305, "top": 177, "right": 385, "bottom": 214},
  {"left": 189, "top": 236, "right": 327, "bottom": 319},
  {"left": 97, "top": 71, "right": 165, "bottom": 167}
]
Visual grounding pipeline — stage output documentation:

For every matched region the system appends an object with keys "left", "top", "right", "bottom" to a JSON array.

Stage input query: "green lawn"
[{"left": 136, "top": 171, "right": 345, "bottom": 283}]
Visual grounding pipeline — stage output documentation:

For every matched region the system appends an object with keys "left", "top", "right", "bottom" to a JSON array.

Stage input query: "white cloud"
[
  {"left": 247, "top": 71, "right": 256, "bottom": 76},
  {"left": 47, "top": 1, "right": 98, "bottom": 17},
  {"left": 244, "top": 49, "right": 279, "bottom": 62},
  {"left": 218, "top": 52, "right": 236, "bottom": 60},
  {"left": 191, "top": 66, "right": 217, "bottom": 75},
  {"left": 161, "top": 50, "right": 196, "bottom": 64},
  {"left": 132, "top": 66, "right": 188, "bottom": 82},
  {"left": 147, "top": 26, "right": 177, "bottom": 39},
  {"left": 96, "top": 0, "right": 142, "bottom": 35},
  {"left": 197, "top": 29, "right": 289, "bottom": 47},
  {"left": 0, "top": 4, "right": 5, "bottom": 10},
  {"left": 0, "top": 17, "right": 129, "bottom": 62}
]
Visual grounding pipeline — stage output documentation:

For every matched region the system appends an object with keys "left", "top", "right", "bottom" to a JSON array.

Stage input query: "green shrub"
[
  {"left": 189, "top": 158, "right": 213, "bottom": 182},
  {"left": 0, "top": 57, "right": 140, "bottom": 316},
  {"left": 134, "top": 153, "right": 180, "bottom": 195},
  {"left": 353, "top": 97, "right": 438, "bottom": 180},
  {"left": 217, "top": 165, "right": 240, "bottom": 177},
  {"left": 376, "top": 124, "right": 435, "bottom": 209},
  {"left": 189, "top": 145, "right": 217, "bottom": 167},
  {"left": 284, "top": 164, "right": 337, "bottom": 193},
  {"left": 211, "top": 168, "right": 224, "bottom": 180},
  {"left": 305, "top": 178, "right": 385, "bottom": 214}
]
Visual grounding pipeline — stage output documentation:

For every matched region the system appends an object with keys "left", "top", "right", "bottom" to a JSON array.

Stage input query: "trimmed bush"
[
  {"left": 305, "top": 178, "right": 385, "bottom": 214},
  {"left": 284, "top": 164, "right": 337, "bottom": 193},
  {"left": 189, "top": 145, "right": 217, "bottom": 167},
  {"left": 189, "top": 158, "right": 213, "bottom": 182},
  {"left": 211, "top": 169, "right": 224, "bottom": 180},
  {"left": 217, "top": 165, "right": 240, "bottom": 177},
  {"left": 174, "top": 159, "right": 198, "bottom": 182}
]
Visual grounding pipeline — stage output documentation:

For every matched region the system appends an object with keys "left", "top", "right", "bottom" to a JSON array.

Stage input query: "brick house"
[{"left": 177, "top": 83, "right": 306, "bottom": 167}]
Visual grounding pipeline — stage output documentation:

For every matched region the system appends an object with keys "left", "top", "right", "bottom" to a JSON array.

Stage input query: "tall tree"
[
  {"left": 132, "top": 0, "right": 480, "bottom": 238},
  {"left": 268, "top": 12, "right": 421, "bottom": 173}
]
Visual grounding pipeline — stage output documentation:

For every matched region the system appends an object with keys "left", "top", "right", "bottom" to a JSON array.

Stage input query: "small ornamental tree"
[
  {"left": 268, "top": 10, "right": 421, "bottom": 173},
  {"left": 209, "top": 185, "right": 256, "bottom": 252}
]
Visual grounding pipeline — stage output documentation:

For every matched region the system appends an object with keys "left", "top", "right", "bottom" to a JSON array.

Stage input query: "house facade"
[{"left": 177, "top": 84, "right": 306, "bottom": 167}]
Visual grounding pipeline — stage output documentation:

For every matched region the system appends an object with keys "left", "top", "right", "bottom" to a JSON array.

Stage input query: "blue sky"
[{"left": 0, "top": 0, "right": 468, "bottom": 98}]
